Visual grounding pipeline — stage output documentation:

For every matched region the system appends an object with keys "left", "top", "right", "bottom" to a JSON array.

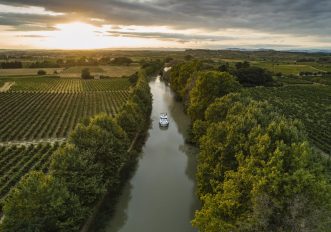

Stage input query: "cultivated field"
[
  {"left": 0, "top": 91, "right": 129, "bottom": 142},
  {"left": 245, "top": 85, "right": 331, "bottom": 154},
  {"left": 59, "top": 65, "right": 139, "bottom": 78},
  {"left": 0, "top": 63, "right": 138, "bottom": 212},
  {"left": 0, "top": 68, "right": 63, "bottom": 77},
  {"left": 0, "top": 65, "right": 139, "bottom": 79},
  {"left": 220, "top": 59, "right": 331, "bottom": 75},
  {"left": 0, "top": 143, "right": 60, "bottom": 207},
  {"left": 253, "top": 63, "right": 322, "bottom": 75},
  {"left": 0, "top": 76, "right": 131, "bottom": 92}
]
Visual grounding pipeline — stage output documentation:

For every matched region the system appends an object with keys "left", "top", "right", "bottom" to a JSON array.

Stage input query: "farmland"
[
  {"left": 0, "top": 68, "right": 63, "bottom": 76},
  {"left": 0, "top": 143, "right": 60, "bottom": 207},
  {"left": 0, "top": 89, "right": 129, "bottom": 142},
  {"left": 221, "top": 59, "right": 330, "bottom": 75},
  {"left": 0, "top": 62, "right": 136, "bottom": 210},
  {"left": 0, "top": 76, "right": 131, "bottom": 92},
  {"left": 245, "top": 84, "right": 331, "bottom": 154},
  {"left": 253, "top": 62, "right": 321, "bottom": 75},
  {"left": 60, "top": 65, "right": 140, "bottom": 78},
  {"left": 0, "top": 65, "right": 139, "bottom": 78}
]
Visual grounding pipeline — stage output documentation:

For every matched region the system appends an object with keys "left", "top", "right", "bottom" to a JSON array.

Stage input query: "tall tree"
[
  {"left": 1, "top": 172, "right": 82, "bottom": 232},
  {"left": 188, "top": 71, "right": 241, "bottom": 121}
]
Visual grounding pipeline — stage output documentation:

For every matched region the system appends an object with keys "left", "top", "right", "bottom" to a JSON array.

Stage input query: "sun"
[
  {"left": 36, "top": 21, "right": 168, "bottom": 49},
  {"left": 48, "top": 22, "right": 108, "bottom": 49}
]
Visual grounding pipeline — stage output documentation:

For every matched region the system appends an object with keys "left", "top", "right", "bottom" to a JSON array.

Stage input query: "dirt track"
[
  {"left": 0, "top": 82, "right": 15, "bottom": 92},
  {"left": 0, "top": 138, "right": 66, "bottom": 147}
]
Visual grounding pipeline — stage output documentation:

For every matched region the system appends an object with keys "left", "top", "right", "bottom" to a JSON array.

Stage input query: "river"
[{"left": 95, "top": 75, "right": 199, "bottom": 232}]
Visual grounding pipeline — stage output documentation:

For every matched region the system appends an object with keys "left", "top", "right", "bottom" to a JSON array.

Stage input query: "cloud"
[
  {"left": 16, "top": 34, "right": 48, "bottom": 38},
  {"left": 0, "top": 0, "right": 330, "bottom": 48},
  {"left": 106, "top": 30, "right": 236, "bottom": 43}
]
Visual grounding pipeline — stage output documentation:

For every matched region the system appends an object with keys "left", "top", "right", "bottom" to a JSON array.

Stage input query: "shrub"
[
  {"left": 1, "top": 172, "right": 83, "bottom": 232},
  {"left": 37, "top": 69, "right": 46, "bottom": 75},
  {"left": 81, "top": 68, "right": 93, "bottom": 79}
]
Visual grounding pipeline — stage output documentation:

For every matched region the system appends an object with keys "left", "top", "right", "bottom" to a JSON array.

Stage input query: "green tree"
[
  {"left": 235, "top": 61, "right": 250, "bottom": 69},
  {"left": 188, "top": 71, "right": 241, "bottom": 121},
  {"left": 116, "top": 101, "right": 144, "bottom": 140},
  {"left": 111, "top": 57, "right": 133, "bottom": 66},
  {"left": 235, "top": 66, "right": 273, "bottom": 86},
  {"left": 69, "top": 114, "right": 129, "bottom": 187},
  {"left": 81, "top": 68, "right": 92, "bottom": 79},
  {"left": 37, "top": 69, "right": 46, "bottom": 75},
  {"left": 1, "top": 172, "right": 82, "bottom": 232},
  {"left": 170, "top": 60, "right": 202, "bottom": 99},
  {"left": 50, "top": 145, "right": 106, "bottom": 207},
  {"left": 193, "top": 97, "right": 331, "bottom": 231}
]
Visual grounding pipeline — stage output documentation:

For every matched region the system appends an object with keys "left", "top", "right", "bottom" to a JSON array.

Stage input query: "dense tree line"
[
  {"left": 221, "top": 61, "right": 274, "bottom": 86},
  {"left": 192, "top": 94, "right": 331, "bottom": 231},
  {"left": 0, "top": 61, "right": 22, "bottom": 69},
  {"left": 0, "top": 66, "right": 154, "bottom": 231},
  {"left": 169, "top": 61, "right": 331, "bottom": 231},
  {"left": 110, "top": 57, "right": 133, "bottom": 66},
  {"left": 29, "top": 61, "right": 60, "bottom": 68}
]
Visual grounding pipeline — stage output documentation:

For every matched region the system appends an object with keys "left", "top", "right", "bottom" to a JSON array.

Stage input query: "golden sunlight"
[
  {"left": 39, "top": 21, "right": 169, "bottom": 49},
  {"left": 49, "top": 22, "right": 108, "bottom": 49}
]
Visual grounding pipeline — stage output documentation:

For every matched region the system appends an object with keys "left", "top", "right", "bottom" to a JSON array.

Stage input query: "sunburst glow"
[{"left": 36, "top": 22, "right": 171, "bottom": 49}]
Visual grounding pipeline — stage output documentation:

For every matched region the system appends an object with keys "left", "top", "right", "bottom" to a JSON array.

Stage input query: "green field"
[
  {"left": 0, "top": 63, "right": 143, "bottom": 214},
  {"left": 245, "top": 85, "right": 331, "bottom": 154},
  {"left": 0, "top": 91, "right": 129, "bottom": 142},
  {"left": 220, "top": 58, "right": 331, "bottom": 76},
  {"left": 60, "top": 65, "right": 139, "bottom": 78},
  {"left": 253, "top": 62, "right": 320, "bottom": 75},
  {"left": 0, "top": 65, "right": 139, "bottom": 79},
  {"left": 0, "top": 68, "right": 63, "bottom": 76},
  {"left": 0, "top": 78, "right": 130, "bottom": 205},
  {"left": 0, "top": 76, "right": 131, "bottom": 92},
  {"left": 0, "top": 143, "right": 60, "bottom": 207},
  {"left": 0, "top": 73, "right": 132, "bottom": 142}
]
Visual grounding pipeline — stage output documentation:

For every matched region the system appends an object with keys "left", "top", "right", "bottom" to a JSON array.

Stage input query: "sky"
[{"left": 0, "top": 0, "right": 330, "bottom": 50}]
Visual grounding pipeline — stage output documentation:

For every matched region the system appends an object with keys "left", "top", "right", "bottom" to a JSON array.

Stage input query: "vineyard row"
[{"left": 0, "top": 91, "right": 129, "bottom": 142}]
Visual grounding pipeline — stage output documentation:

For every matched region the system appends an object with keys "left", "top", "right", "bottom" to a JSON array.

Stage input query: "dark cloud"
[
  {"left": 0, "top": 0, "right": 330, "bottom": 46},
  {"left": 0, "top": 13, "right": 68, "bottom": 30},
  {"left": 106, "top": 30, "right": 236, "bottom": 43}
]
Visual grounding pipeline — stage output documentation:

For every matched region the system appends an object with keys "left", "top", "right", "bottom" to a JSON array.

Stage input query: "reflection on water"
[{"left": 97, "top": 76, "right": 199, "bottom": 232}]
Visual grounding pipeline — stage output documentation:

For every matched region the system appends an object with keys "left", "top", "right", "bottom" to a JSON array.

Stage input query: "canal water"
[{"left": 97, "top": 75, "right": 199, "bottom": 232}]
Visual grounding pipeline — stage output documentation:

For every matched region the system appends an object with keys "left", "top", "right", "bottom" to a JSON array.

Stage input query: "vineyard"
[
  {"left": 59, "top": 65, "right": 140, "bottom": 78},
  {"left": 0, "top": 143, "right": 60, "bottom": 207},
  {"left": 0, "top": 68, "right": 63, "bottom": 77},
  {"left": 0, "top": 76, "right": 131, "bottom": 92},
  {"left": 245, "top": 84, "right": 331, "bottom": 155},
  {"left": 0, "top": 91, "right": 129, "bottom": 142},
  {"left": 0, "top": 74, "right": 134, "bottom": 212}
]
